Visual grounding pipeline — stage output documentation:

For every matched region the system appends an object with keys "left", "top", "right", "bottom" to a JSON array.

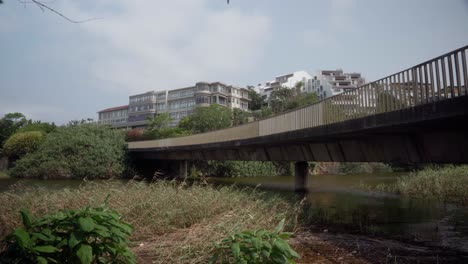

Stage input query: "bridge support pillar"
[
  {"left": 294, "top": 161, "right": 308, "bottom": 193},
  {"left": 179, "top": 160, "right": 188, "bottom": 179}
]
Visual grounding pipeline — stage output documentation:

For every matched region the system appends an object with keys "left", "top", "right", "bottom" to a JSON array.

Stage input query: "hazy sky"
[{"left": 1, "top": 0, "right": 468, "bottom": 124}]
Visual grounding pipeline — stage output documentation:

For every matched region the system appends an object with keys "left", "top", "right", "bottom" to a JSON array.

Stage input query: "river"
[
  {"left": 210, "top": 173, "right": 468, "bottom": 254},
  {"left": 1, "top": 172, "right": 468, "bottom": 254}
]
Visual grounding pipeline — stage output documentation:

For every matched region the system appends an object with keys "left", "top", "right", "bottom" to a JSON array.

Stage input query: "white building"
[
  {"left": 315, "top": 69, "right": 366, "bottom": 97},
  {"left": 257, "top": 71, "right": 312, "bottom": 101},
  {"left": 258, "top": 69, "right": 366, "bottom": 102}
]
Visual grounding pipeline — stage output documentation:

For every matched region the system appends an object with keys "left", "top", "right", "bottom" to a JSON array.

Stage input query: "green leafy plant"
[
  {"left": 2, "top": 131, "right": 45, "bottom": 159},
  {"left": 0, "top": 201, "right": 135, "bottom": 264},
  {"left": 9, "top": 123, "right": 127, "bottom": 179},
  {"left": 210, "top": 219, "right": 299, "bottom": 264}
]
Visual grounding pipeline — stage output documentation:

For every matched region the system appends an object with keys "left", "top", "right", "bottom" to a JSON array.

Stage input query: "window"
[{"left": 196, "top": 96, "right": 209, "bottom": 104}]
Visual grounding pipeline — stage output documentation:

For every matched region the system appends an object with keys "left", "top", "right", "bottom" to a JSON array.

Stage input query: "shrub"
[
  {"left": 339, "top": 162, "right": 392, "bottom": 174},
  {"left": 210, "top": 219, "right": 299, "bottom": 264},
  {"left": 2, "top": 131, "right": 45, "bottom": 159},
  {"left": 0, "top": 204, "right": 135, "bottom": 264},
  {"left": 16, "top": 122, "right": 56, "bottom": 134},
  {"left": 10, "top": 123, "right": 127, "bottom": 179},
  {"left": 125, "top": 128, "right": 144, "bottom": 141},
  {"left": 201, "top": 161, "right": 278, "bottom": 177}
]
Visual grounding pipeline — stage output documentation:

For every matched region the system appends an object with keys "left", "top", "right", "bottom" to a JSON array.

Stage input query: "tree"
[
  {"left": 16, "top": 120, "right": 56, "bottom": 134},
  {"left": 145, "top": 113, "right": 189, "bottom": 140},
  {"left": 247, "top": 87, "right": 265, "bottom": 111},
  {"left": 268, "top": 81, "right": 318, "bottom": 114},
  {"left": 232, "top": 108, "right": 251, "bottom": 126},
  {"left": 252, "top": 107, "right": 273, "bottom": 120},
  {"left": 2, "top": 131, "right": 45, "bottom": 159},
  {"left": 180, "top": 105, "right": 232, "bottom": 133},
  {"left": 10, "top": 123, "right": 127, "bottom": 179},
  {"left": 0, "top": 113, "right": 27, "bottom": 149},
  {"left": 269, "top": 86, "right": 294, "bottom": 114}
]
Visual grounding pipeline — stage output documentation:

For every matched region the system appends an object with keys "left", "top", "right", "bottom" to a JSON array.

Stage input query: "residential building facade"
[
  {"left": 316, "top": 69, "right": 366, "bottom": 97},
  {"left": 257, "top": 71, "right": 312, "bottom": 101},
  {"left": 97, "top": 105, "right": 129, "bottom": 128},
  {"left": 258, "top": 69, "right": 366, "bottom": 102},
  {"left": 98, "top": 81, "right": 251, "bottom": 128}
]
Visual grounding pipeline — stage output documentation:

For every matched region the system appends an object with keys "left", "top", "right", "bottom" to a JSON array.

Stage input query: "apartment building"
[
  {"left": 257, "top": 69, "right": 366, "bottom": 103},
  {"left": 257, "top": 71, "right": 312, "bottom": 101},
  {"left": 97, "top": 81, "right": 251, "bottom": 128},
  {"left": 97, "top": 105, "right": 129, "bottom": 128},
  {"left": 316, "top": 69, "right": 365, "bottom": 96}
]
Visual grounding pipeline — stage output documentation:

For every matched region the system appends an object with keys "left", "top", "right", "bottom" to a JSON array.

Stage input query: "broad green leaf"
[
  {"left": 76, "top": 244, "right": 93, "bottom": 264},
  {"left": 34, "top": 245, "right": 58, "bottom": 253},
  {"left": 231, "top": 242, "right": 240, "bottom": 258},
  {"left": 69, "top": 232, "right": 80, "bottom": 248},
  {"left": 78, "top": 217, "right": 96, "bottom": 232},
  {"left": 14, "top": 228, "right": 31, "bottom": 249},
  {"left": 32, "top": 232, "right": 54, "bottom": 242},
  {"left": 274, "top": 219, "right": 285, "bottom": 233},
  {"left": 36, "top": 256, "right": 48, "bottom": 264},
  {"left": 20, "top": 209, "right": 33, "bottom": 228},
  {"left": 279, "top": 232, "right": 293, "bottom": 239}
]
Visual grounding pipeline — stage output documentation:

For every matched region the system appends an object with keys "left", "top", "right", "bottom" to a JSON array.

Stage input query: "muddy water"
[{"left": 210, "top": 173, "right": 468, "bottom": 253}]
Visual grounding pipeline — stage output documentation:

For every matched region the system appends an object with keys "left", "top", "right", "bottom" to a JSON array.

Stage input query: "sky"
[{"left": 1, "top": 0, "right": 468, "bottom": 124}]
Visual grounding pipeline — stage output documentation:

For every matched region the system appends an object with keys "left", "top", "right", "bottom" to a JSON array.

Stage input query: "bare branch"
[{"left": 17, "top": 0, "right": 101, "bottom": 23}]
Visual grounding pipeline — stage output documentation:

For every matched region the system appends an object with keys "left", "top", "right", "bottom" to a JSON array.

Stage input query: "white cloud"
[
  {"left": 61, "top": 0, "right": 271, "bottom": 94},
  {"left": 302, "top": 0, "right": 356, "bottom": 49}
]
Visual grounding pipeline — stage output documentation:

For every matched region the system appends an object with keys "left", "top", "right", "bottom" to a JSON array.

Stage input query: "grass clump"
[
  {"left": 0, "top": 171, "right": 9, "bottom": 179},
  {"left": 357, "top": 165, "right": 468, "bottom": 205},
  {"left": 0, "top": 181, "right": 300, "bottom": 263}
]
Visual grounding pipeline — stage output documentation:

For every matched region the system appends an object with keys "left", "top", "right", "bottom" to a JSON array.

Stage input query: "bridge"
[{"left": 128, "top": 46, "right": 468, "bottom": 191}]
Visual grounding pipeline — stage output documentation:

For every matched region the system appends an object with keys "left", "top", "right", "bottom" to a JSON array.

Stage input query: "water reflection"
[{"left": 210, "top": 173, "right": 468, "bottom": 253}]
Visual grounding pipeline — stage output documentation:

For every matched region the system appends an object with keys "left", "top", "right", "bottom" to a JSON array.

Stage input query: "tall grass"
[
  {"left": 359, "top": 166, "right": 468, "bottom": 205},
  {"left": 0, "top": 171, "right": 8, "bottom": 179},
  {"left": 0, "top": 181, "right": 300, "bottom": 263}
]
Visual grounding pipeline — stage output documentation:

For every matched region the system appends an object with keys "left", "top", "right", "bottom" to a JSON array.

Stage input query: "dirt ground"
[
  {"left": 291, "top": 231, "right": 467, "bottom": 264},
  {"left": 132, "top": 227, "right": 468, "bottom": 263}
]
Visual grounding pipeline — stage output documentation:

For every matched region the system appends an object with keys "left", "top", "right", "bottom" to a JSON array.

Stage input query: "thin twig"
[{"left": 18, "top": 0, "right": 101, "bottom": 23}]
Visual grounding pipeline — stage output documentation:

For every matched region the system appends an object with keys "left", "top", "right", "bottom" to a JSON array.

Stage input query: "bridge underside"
[{"left": 131, "top": 96, "right": 468, "bottom": 164}]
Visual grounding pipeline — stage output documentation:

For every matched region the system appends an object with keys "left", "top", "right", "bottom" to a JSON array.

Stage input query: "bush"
[
  {"left": 339, "top": 162, "right": 392, "bottom": 174},
  {"left": 125, "top": 128, "right": 144, "bottom": 141},
  {"left": 210, "top": 219, "right": 299, "bottom": 264},
  {"left": 16, "top": 122, "right": 56, "bottom": 134},
  {"left": 10, "top": 124, "right": 127, "bottom": 179},
  {"left": 3, "top": 131, "right": 45, "bottom": 159},
  {"left": 0, "top": 205, "right": 135, "bottom": 264},
  {"left": 201, "top": 161, "right": 278, "bottom": 177}
]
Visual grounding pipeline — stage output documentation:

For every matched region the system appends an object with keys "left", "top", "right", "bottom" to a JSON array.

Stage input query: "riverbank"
[
  {"left": 1, "top": 180, "right": 466, "bottom": 263},
  {"left": 356, "top": 165, "right": 468, "bottom": 205},
  {"left": 0, "top": 180, "right": 299, "bottom": 263},
  {"left": 0, "top": 171, "right": 9, "bottom": 179}
]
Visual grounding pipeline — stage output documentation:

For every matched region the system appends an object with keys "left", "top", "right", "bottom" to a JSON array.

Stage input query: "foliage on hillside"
[
  {"left": 2, "top": 131, "right": 45, "bottom": 159},
  {"left": 10, "top": 123, "right": 127, "bottom": 179},
  {"left": 0, "top": 113, "right": 28, "bottom": 149}
]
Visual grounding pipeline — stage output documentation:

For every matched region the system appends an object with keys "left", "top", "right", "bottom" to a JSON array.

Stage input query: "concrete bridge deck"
[{"left": 129, "top": 45, "right": 468, "bottom": 164}]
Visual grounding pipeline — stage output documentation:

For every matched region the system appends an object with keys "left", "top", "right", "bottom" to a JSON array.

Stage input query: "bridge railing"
[
  {"left": 129, "top": 45, "right": 467, "bottom": 149},
  {"left": 259, "top": 45, "right": 468, "bottom": 136}
]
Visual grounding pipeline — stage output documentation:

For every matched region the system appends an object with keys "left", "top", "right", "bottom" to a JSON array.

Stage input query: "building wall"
[
  {"left": 98, "top": 81, "right": 251, "bottom": 128},
  {"left": 98, "top": 107, "right": 129, "bottom": 128}
]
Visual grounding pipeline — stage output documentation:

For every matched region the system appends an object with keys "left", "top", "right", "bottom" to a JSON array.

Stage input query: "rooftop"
[{"left": 98, "top": 105, "right": 129, "bottom": 113}]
